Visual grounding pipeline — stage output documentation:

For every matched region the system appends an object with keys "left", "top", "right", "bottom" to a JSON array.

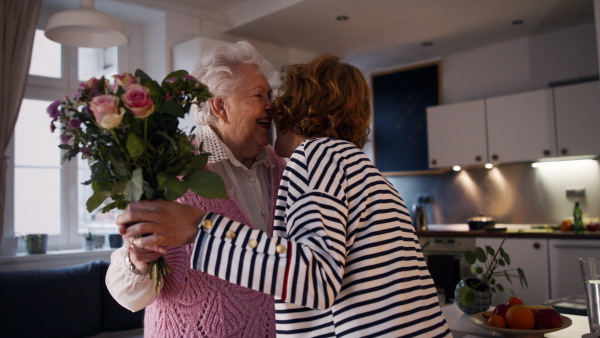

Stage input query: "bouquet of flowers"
[{"left": 48, "top": 69, "right": 227, "bottom": 290}]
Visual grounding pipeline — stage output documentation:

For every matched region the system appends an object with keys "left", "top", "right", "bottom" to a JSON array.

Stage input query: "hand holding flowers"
[{"left": 48, "top": 69, "right": 227, "bottom": 290}]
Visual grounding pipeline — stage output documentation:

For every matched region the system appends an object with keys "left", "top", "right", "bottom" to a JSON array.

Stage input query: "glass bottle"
[{"left": 573, "top": 201, "right": 584, "bottom": 233}]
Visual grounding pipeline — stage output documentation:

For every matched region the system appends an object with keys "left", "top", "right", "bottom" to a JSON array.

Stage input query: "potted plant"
[
  {"left": 455, "top": 236, "right": 528, "bottom": 314},
  {"left": 81, "top": 231, "right": 96, "bottom": 250},
  {"left": 20, "top": 234, "right": 48, "bottom": 254}
]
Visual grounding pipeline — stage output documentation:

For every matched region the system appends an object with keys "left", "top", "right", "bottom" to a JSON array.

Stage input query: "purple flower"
[
  {"left": 183, "top": 75, "right": 195, "bottom": 81},
  {"left": 68, "top": 118, "right": 81, "bottom": 129},
  {"left": 50, "top": 120, "right": 57, "bottom": 133},
  {"left": 61, "top": 134, "right": 70, "bottom": 144},
  {"left": 47, "top": 100, "right": 62, "bottom": 118},
  {"left": 81, "top": 146, "right": 90, "bottom": 155},
  {"left": 83, "top": 105, "right": 93, "bottom": 117}
]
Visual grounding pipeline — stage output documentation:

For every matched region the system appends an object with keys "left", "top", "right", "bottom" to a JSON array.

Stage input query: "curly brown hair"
[{"left": 271, "top": 54, "right": 371, "bottom": 148}]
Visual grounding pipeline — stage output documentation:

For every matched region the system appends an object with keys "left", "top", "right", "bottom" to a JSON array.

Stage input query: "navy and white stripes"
[{"left": 192, "top": 138, "right": 450, "bottom": 337}]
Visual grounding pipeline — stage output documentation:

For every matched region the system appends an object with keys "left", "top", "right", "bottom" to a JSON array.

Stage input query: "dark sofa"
[{"left": 0, "top": 260, "right": 144, "bottom": 338}]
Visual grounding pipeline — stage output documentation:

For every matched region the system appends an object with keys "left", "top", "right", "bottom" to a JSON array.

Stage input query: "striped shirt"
[{"left": 192, "top": 138, "right": 451, "bottom": 337}]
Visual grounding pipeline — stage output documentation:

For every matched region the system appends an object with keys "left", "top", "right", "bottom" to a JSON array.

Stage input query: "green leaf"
[
  {"left": 86, "top": 192, "right": 108, "bottom": 212},
  {"left": 475, "top": 266, "right": 484, "bottom": 274},
  {"left": 464, "top": 250, "right": 476, "bottom": 264},
  {"left": 474, "top": 247, "right": 487, "bottom": 263},
  {"left": 144, "top": 80, "right": 163, "bottom": 97},
  {"left": 496, "top": 284, "right": 504, "bottom": 292},
  {"left": 157, "top": 100, "right": 185, "bottom": 118},
  {"left": 186, "top": 170, "right": 228, "bottom": 199},
  {"left": 109, "top": 153, "right": 128, "bottom": 177},
  {"left": 458, "top": 286, "right": 475, "bottom": 306},
  {"left": 127, "top": 133, "right": 145, "bottom": 158},
  {"left": 498, "top": 259, "right": 506, "bottom": 266},
  {"left": 184, "top": 154, "right": 209, "bottom": 178},
  {"left": 503, "top": 270, "right": 512, "bottom": 283},
  {"left": 161, "top": 174, "right": 189, "bottom": 201},
  {"left": 124, "top": 168, "right": 144, "bottom": 202},
  {"left": 518, "top": 267, "right": 528, "bottom": 288},
  {"left": 485, "top": 245, "right": 495, "bottom": 256},
  {"left": 135, "top": 69, "right": 153, "bottom": 84}
]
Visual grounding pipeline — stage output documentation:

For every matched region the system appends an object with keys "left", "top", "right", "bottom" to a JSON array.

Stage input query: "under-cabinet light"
[
  {"left": 485, "top": 163, "right": 494, "bottom": 169},
  {"left": 452, "top": 165, "right": 462, "bottom": 171},
  {"left": 531, "top": 158, "right": 597, "bottom": 168}
]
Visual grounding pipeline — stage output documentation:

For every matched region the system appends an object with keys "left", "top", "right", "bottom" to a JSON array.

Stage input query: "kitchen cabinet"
[
  {"left": 475, "top": 237, "right": 549, "bottom": 306},
  {"left": 486, "top": 89, "right": 556, "bottom": 162},
  {"left": 553, "top": 81, "right": 600, "bottom": 157},
  {"left": 548, "top": 239, "right": 600, "bottom": 300},
  {"left": 426, "top": 81, "right": 599, "bottom": 168},
  {"left": 427, "top": 100, "right": 487, "bottom": 168}
]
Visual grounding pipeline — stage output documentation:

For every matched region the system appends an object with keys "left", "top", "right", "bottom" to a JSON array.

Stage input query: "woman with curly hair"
[{"left": 120, "top": 54, "right": 450, "bottom": 337}]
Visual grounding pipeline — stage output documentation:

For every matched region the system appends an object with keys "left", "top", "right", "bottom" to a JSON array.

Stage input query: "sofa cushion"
[
  {"left": 97, "top": 261, "right": 145, "bottom": 331},
  {"left": 0, "top": 261, "right": 103, "bottom": 338}
]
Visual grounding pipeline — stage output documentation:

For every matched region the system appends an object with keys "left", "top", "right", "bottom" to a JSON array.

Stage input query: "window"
[{"left": 7, "top": 29, "right": 124, "bottom": 250}]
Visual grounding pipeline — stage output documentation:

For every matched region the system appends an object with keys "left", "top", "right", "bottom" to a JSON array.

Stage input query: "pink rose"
[
  {"left": 113, "top": 73, "right": 137, "bottom": 92},
  {"left": 90, "top": 95, "right": 123, "bottom": 129},
  {"left": 122, "top": 84, "right": 155, "bottom": 118}
]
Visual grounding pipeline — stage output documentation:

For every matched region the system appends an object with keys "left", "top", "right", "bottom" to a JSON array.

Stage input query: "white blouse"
[{"left": 105, "top": 125, "right": 273, "bottom": 311}]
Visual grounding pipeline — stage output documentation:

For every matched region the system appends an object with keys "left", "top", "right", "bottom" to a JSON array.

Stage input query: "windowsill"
[{"left": 0, "top": 248, "right": 117, "bottom": 272}]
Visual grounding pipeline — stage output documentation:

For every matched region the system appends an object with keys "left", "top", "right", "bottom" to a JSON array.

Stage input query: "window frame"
[{"left": 4, "top": 21, "right": 130, "bottom": 251}]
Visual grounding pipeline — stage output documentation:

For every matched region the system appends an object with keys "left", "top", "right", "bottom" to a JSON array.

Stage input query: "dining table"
[{"left": 441, "top": 303, "right": 597, "bottom": 337}]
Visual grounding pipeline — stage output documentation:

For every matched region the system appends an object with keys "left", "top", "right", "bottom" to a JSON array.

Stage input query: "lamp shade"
[{"left": 45, "top": 0, "right": 127, "bottom": 48}]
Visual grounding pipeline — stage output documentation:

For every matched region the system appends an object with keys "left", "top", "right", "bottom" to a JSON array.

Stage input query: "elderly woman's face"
[{"left": 218, "top": 63, "right": 272, "bottom": 166}]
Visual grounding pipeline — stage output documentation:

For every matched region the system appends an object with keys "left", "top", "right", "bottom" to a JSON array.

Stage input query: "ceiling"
[{"left": 42, "top": 0, "right": 596, "bottom": 71}]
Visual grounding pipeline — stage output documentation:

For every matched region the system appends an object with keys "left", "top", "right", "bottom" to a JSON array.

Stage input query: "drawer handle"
[{"left": 553, "top": 245, "right": 598, "bottom": 249}]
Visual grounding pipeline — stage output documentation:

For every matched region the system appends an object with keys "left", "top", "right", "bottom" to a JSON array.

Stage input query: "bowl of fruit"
[{"left": 469, "top": 297, "right": 572, "bottom": 337}]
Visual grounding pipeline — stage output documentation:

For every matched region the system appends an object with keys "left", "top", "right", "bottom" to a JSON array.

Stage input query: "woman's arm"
[{"left": 105, "top": 247, "right": 161, "bottom": 312}]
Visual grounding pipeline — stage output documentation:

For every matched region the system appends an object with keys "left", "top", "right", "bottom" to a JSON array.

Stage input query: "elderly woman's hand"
[{"left": 117, "top": 200, "right": 207, "bottom": 253}]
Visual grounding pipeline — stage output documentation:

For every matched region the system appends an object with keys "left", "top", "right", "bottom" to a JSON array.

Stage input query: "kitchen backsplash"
[{"left": 387, "top": 160, "right": 600, "bottom": 225}]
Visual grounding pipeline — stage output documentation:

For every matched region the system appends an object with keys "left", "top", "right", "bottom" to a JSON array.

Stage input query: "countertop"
[
  {"left": 416, "top": 224, "right": 600, "bottom": 239},
  {"left": 441, "top": 303, "right": 592, "bottom": 337}
]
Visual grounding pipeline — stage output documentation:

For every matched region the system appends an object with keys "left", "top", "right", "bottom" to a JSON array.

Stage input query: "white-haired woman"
[{"left": 106, "top": 41, "right": 286, "bottom": 337}]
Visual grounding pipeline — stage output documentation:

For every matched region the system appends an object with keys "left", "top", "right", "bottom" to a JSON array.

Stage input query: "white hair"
[{"left": 191, "top": 40, "right": 274, "bottom": 125}]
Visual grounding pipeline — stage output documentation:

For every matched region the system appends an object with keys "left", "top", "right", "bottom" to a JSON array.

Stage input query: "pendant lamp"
[{"left": 45, "top": 0, "right": 127, "bottom": 48}]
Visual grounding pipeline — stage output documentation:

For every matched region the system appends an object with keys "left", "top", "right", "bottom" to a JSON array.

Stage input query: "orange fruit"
[
  {"left": 506, "top": 296, "right": 524, "bottom": 307},
  {"left": 487, "top": 314, "right": 507, "bottom": 328},
  {"left": 561, "top": 219, "right": 573, "bottom": 231},
  {"left": 505, "top": 304, "right": 535, "bottom": 330}
]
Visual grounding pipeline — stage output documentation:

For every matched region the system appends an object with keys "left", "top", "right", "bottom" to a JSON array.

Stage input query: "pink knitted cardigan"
[{"left": 143, "top": 146, "right": 286, "bottom": 338}]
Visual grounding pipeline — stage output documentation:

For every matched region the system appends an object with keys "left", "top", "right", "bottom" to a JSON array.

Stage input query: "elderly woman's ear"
[{"left": 209, "top": 97, "right": 227, "bottom": 124}]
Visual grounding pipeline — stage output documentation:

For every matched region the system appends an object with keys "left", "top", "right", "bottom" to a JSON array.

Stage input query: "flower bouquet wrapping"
[{"left": 48, "top": 69, "right": 227, "bottom": 290}]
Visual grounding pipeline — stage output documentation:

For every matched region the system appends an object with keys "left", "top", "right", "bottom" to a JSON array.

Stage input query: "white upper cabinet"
[
  {"left": 427, "top": 100, "right": 487, "bottom": 168},
  {"left": 486, "top": 89, "right": 556, "bottom": 163},
  {"left": 553, "top": 81, "right": 600, "bottom": 157}
]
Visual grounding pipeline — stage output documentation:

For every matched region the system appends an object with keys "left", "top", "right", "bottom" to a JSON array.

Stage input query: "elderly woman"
[
  {"left": 119, "top": 54, "right": 450, "bottom": 337},
  {"left": 105, "top": 41, "right": 286, "bottom": 337}
]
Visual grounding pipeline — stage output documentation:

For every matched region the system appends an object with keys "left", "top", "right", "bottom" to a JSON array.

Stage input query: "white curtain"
[{"left": 0, "top": 0, "right": 42, "bottom": 246}]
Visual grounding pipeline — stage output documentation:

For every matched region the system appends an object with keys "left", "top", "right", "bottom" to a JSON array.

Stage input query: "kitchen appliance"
[{"left": 419, "top": 236, "right": 475, "bottom": 304}]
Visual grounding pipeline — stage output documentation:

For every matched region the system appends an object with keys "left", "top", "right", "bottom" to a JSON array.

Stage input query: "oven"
[{"left": 419, "top": 236, "right": 475, "bottom": 305}]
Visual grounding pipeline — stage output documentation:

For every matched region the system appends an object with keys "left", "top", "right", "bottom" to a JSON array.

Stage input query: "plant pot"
[
  {"left": 84, "top": 239, "right": 95, "bottom": 250},
  {"left": 108, "top": 234, "right": 123, "bottom": 248},
  {"left": 454, "top": 277, "right": 493, "bottom": 315},
  {"left": 24, "top": 234, "right": 48, "bottom": 254}
]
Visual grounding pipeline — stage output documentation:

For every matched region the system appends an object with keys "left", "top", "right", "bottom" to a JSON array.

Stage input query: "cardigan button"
[
  {"left": 248, "top": 239, "right": 258, "bottom": 249},
  {"left": 225, "top": 230, "right": 236, "bottom": 239},
  {"left": 202, "top": 220, "right": 212, "bottom": 230},
  {"left": 276, "top": 244, "right": 287, "bottom": 254}
]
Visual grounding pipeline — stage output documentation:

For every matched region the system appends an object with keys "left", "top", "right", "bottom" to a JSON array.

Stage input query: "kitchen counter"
[{"left": 416, "top": 224, "right": 600, "bottom": 239}]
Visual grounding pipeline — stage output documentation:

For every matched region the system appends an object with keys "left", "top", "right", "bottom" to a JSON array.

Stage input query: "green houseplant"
[{"left": 456, "top": 237, "right": 528, "bottom": 313}]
